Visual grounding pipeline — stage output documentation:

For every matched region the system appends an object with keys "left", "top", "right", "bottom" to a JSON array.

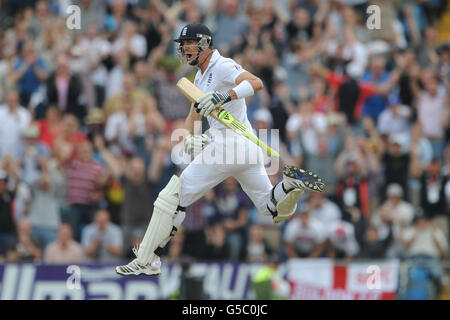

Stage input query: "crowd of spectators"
[{"left": 0, "top": 0, "right": 449, "bottom": 270}]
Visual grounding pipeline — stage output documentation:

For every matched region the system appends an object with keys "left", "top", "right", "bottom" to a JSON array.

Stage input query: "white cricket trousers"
[{"left": 179, "top": 128, "right": 274, "bottom": 216}]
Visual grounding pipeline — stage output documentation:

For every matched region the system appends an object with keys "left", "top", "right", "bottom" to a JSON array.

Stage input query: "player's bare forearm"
[
  {"left": 227, "top": 72, "right": 264, "bottom": 100},
  {"left": 185, "top": 103, "right": 202, "bottom": 134}
]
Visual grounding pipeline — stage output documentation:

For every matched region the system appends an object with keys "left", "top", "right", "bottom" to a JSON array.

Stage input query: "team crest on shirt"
[
  {"left": 207, "top": 73, "right": 213, "bottom": 86},
  {"left": 232, "top": 64, "right": 241, "bottom": 71}
]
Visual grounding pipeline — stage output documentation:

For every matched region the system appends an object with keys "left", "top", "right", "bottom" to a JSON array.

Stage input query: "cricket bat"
[{"left": 176, "top": 77, "right": 280, "bottom": 158}]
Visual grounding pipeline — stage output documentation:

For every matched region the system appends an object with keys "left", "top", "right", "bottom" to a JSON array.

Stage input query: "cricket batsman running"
[{"left": 116, "top": 23, "right": 325, "bottom": 276}]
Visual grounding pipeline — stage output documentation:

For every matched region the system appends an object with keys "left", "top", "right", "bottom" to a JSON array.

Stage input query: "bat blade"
[{"left": 176, "top": 77, "right": 204, "bottom": 103}]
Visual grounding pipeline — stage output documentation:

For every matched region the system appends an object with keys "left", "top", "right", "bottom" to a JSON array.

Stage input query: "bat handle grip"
[{"left": 194, "top": 102, "right": 201, "bottom": 113}]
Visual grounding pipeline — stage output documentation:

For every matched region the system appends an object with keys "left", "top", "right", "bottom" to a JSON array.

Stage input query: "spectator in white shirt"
[
  {"left": 400, "top": 212, "right": 448, "bottom": 260},
  {"left": 44, "top": 224, "right": 85, "bottom": 264},
  {"left": 81, "top": 209, "right": 123, "bottom": 263},
  {"left": 413, "top": 69, "right": 448, "bottom": 160},
  {"left": 286, "top": 97, "right": 328, "bottom": 157},
  {"left": 111, "top": 21, "right": 147, "bottom": 60},
  {"left": 78, "top": 24, "right": 111, "bottom": 108},
  {"left": 0, "top": 91, "right": 31, "bottom": 160},
  {"left": 325, "top": 220, "right": 359, "bottom": 260},
  {"left": 377, "top": 94, "right": 412, "bottom": 136},
  {"left": 28, "top": 159, "right": 65, "bottom": 248},
  {"left": 307, "top": 192, "right": 342, "bottom": 224},
  {"left": 283, "top": 204, "right": 327, "bottom": 258},
  {"left": 104, "top": 99, "right": 146, "bottom": 157}
]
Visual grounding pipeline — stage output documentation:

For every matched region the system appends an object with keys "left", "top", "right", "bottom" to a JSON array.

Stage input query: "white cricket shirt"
[{"left": 194, "top": 49, "right": 252, "bottom": 131}]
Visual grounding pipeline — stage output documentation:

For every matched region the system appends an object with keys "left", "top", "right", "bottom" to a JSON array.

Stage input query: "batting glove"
[
  {"left": 195, "top": 91, "right": 232, "bottom": 117},
  {"left": 184, "top": 133, "right": 209, "bottom": 156}
]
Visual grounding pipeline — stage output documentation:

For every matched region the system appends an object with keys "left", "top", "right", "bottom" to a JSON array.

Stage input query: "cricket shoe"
[
  {"left": 282, "top": 165, "right": 325, "bottom": 192},
  {"left": 115, "top": 247, "right": 161, "bottom": 276}
]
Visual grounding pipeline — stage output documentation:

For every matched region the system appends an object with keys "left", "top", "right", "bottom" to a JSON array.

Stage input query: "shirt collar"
[{"left": 200, "top": 49, "right": 220, "bottom": 77}]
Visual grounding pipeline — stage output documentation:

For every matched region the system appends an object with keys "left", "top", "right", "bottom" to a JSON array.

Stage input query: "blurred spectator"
[
  {"left": 414, "top": 159, "right": 449, "bottom": 237},
  {"left": 111, "top": 21, "right": 147, "bottom": 61},
  {"left": 11, "top": 40, "right": 47, "bottom": 107},
  {"left": 356, "top": 221, "right": 394, "bottom": 260},
  {"left": 27, "top": 0, "right": 52, "bottom": 40},
  {"left": 335, "top": 144, "right": 370, "bottom": 218},
  {"left": 85, "top": 108, "right": 106, "bottom": 142},
  {"left": 380, "top": 134, "right": 412, "bottom": 200},
  {"left": 372, "top": 184, "right": 415, "bottom": 241},
  {"left": 133, "top": 59, "right": 155, "bottom": 96},
  {"left": 324, "top": 219, "right": 359, "bottom": 260},
  {"left": 204, "top": 222, "right": 231, "bottom": 261},
  {"left": 268, "top": 76, "right": 294, "bottom": 144},
  {"left": 53, "top": 114, "right": 87, "bottom": 160},
  {"left": 417, "top": 26, "right": 440, "bottom": 69},
  {"left": 437, "top": 44, "right": 450, "bottom": 86},
  {"left": 214, "top": 177, "right": 251, "bottom": 261},
  {"left": 307, "top": 192, "right": 342, "bottom": 224},
  {"left": 7, "top": 218, "right": 42, "bottom": 262},
  {"left": 245, "top": 224, "right": 272, "bottom": 263},
  {"left": 103, "top": 73, "right": 162, "bottom": 129},
  {"left": 214, "top": 0, "right": 247, "bottom": 52},
  {"left": 286, "top": 95, "right": 328, "bottom": 166},
  {"left": 104, "top": 98, "right": 146, "bottom": 157},
  {"left": 412, "top": 69, "right": 448, "bottom": 160},
  {"left": 37, "top": 106, "right": 63, "bottom": 149},
  {"left": 377, "top": 94, "right": 413, "bottom": 136},
  {"left": 360, "top": 57, "right": 393, "bottom": 123},
  {"left": 105, "top": 50, "right": 130, "bottom": 99},
  {"left": 46, "top": 54, "right": 84, "bottom": 122},
  {"left": 286, "top": 6, "right": 314, "bottom": 44},
  {"left": 17, "top": 123, "right": 50, "bottom": 184},
  {"left": 44, "top": 224, "right": 85, "bottom": 264},
  {"left": 400, "top": 212, "right": 448, "bottom": 260},
  {"left": 104, "top": 0, "right": 130, "bottom": 35},
  {"left": 304, "top": 113, "right": 345, "bottom": 195},
  {"left": 76, "top": 24, "right": 111, "bottom": 109},
  {"left": 0, "top": 169, "right": 17, "bottom": 257},
  {"left": 96, "top": 139, "right": 156, "bottom": 256},
  {"left": 0, "top": 90, "right": 31, "bottom": 160},
  {"left": 28, "top": 159, "right": 65, "bottom": 248},
  {"left": 81, "top": 209, "right": 123, "bottom": 263},
  {"left": 153, "top": 61, "right": 191, "bottom": 133},
  {"left": 181, "top": 192, "right": 215, "bottom": 261},
  {"left": 409, "top": 122, "right": 434, "bottom": 174},
  {"left": 35, "top": 18, "right": 72, "bottom": 75},
  {"left": 283, "top": 204, "right": 327, "bottom": 259},
  {"left": 64, "top": 141, "right": 107, "bottom": 241}
]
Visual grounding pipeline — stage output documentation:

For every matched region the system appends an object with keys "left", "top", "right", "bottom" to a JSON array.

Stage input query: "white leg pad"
[
  {"left": 137, "top": 175, "right": 181, "bottom": 266},
  {"left": 273, "top": 188, "right": 304, "bottom": 224}
]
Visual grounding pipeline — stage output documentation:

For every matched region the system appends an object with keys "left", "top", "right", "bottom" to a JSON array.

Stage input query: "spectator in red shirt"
[
  {"left": 311, "top": 77, "right": 332, "bottom": 114},
  {"left": 53, "top": 114, "right": 87, "bottom": 160},
  {"left": 37, "top": 106, "right": 63, "bottom": 150},
  {"left": 310, "top": 61, "right": 402, "bottom": 125},
  {"left": 64, "top": 141, "right": 107, "bottom": 241}
]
